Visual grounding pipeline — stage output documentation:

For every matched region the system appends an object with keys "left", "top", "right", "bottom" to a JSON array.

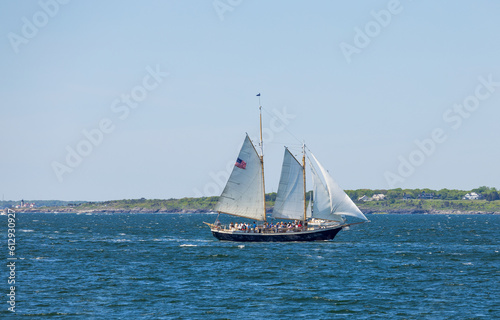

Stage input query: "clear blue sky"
[{"left": 2, "top": 0, "right": 499, "bottom": 201}]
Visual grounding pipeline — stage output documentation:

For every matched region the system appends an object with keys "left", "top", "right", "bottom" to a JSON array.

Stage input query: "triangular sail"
[
  {"left": 309, "top": 153, "right": 368, "bottom": 221},
  {"left": 215, "top": 135, "right": 266, "bottom": 221},
  {"left": 310, "top": 160, "right": 343, "bottom": 222},
  {"left": 273, "top": 148, "right": 304, "bottom": 220}
]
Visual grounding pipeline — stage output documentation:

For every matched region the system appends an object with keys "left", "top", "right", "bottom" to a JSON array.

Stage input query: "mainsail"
[
  {"left": 309, "top": 153, "right": 368, "bottom": 221},
  {"left": 273, "top": 148, "right": 304, "bottom": 220},
  {"left": 215, "top": 135, "right": 266, "bottom": 221}
]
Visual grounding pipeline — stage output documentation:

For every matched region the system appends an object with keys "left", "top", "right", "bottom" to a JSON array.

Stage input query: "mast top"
[{"left": 258, "top": 95, "right": 264, "bottom": 158}]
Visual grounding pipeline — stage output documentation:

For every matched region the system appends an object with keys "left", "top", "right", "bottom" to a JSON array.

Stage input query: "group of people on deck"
[
  {"left": 229, "top": 222, "right": 257, "bottom": 232},
  {"left": 225, "top": 220, "right": 306, "bottom": 233}
]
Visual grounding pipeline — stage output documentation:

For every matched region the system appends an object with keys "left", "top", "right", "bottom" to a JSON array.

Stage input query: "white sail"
[
  {"left": 310, "top": 161, "right": 344, "bottom": 222},
  {"left": 310, "top": 153, "right": 368, "bottom": 221},
  {"left": 273, "top": 148, "right": 305, "bottom": 220},
  {"left": 215, "top": 135, "right": 266, "bottom": 221}
]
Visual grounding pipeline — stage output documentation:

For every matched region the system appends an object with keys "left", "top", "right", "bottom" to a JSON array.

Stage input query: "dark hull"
[{"left": 211, "top": 226, "right": 343, "bottom": 242}]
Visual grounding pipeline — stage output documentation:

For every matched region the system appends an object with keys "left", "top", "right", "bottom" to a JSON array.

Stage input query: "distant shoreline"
[
  {"left": 5, "top": 207, "right": 499, "bottom": 215},
  {"left": 362, "top": 209, "right": 499, "bottom": 215},
  {"left": 4, "top": 189, "right": 500, "bottom": 216}
]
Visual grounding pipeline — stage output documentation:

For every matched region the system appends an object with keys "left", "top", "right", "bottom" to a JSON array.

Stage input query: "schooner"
[{"left": 206, "top": 105, "right": 368, "bottom": 242}]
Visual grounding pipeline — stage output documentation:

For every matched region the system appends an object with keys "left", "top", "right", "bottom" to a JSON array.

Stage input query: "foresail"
[
  {"left": 273, "top": 148, "right": 304, "bottom": 220},
  {"left": 310, "top": 161, "right": 343, "bottom": 222},
  {"left": 310, "top": 153, "right": 368, "bottom": 221},
  {"left": 215, "top": 135, "right": 266, "bottom": 221}
]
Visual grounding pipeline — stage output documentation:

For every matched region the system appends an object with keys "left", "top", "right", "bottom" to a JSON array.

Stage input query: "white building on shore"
[{"left": 463, "top": 192, "right": 482, "bottom": 200}]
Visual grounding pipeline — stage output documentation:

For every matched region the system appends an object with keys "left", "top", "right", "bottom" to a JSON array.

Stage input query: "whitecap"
[
  {"left": 20, "top": 229, "right": 34, "bottom": 232},
  {"left": 180, "top": 244, "right": 197, "bottom": 247},
  {"left": 238, "top": 245, "right": 245, "bottom": 249},
  {"left": 112, "top": 239, "right": 131, "bottom": 243}
]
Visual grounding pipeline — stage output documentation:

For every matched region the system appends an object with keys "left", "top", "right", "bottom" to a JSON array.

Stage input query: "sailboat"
[{"left": 205, "top": 106, "right": 368, "bottom": 242}]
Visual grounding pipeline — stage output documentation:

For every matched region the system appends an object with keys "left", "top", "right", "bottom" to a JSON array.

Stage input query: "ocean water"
[{"left": 1, "top": 213, "right": 499, "bottom": 319}]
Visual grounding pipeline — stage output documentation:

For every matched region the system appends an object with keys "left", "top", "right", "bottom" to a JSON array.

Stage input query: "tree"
[
  {"left": 485, "top": 191, "right": 500, "bottom": 201},
  {"left": 387, "top": 188, "right": 403, "bottom": 200},
  {"left": 472, "top": 186, "right": 490, "bottom": 194},
  {"left": 437, "top": 188, "right": 450, "bottom": 200}
]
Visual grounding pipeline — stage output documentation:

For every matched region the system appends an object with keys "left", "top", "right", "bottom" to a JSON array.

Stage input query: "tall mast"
[
  {"left": 259, "top": 106, "right": 264, "bottom": 156},
  {"left": 258, "top": 97, "right": 267, "bottom": 222},
  {"left": 302, "top": 143, "right": 307, "bottom": 222}
]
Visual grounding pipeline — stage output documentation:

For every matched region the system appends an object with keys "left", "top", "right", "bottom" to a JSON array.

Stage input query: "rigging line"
[
  {"left": 305, "top": 152, "right": 314, "bottom": 165},
  {"left": 304, "top": 144, "right": 314, "bottom": 154},
  {"left": 260, "top": 106, "right": 303, "bottom": 145},
  {"left": 265, "top": 141, "right": 303, "bottom": 147}
]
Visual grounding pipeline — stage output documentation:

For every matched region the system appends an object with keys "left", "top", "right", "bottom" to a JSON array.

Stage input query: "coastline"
[
  {"left": 3, "top": 207, "right": 209, "bottom": 214},
  {"left": 362, "top": 209, "right": 499, "bottom": 215},
  {"left": 6, "top": 207, "right": 499, "bottom": 215}
]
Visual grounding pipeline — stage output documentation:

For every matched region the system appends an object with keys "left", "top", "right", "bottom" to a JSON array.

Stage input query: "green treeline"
[
  {"left": 71, "top": 186, "right": 500, "bottom": 212},
  {"left": 74, "top": 190, "right": 500, "bottom": 212},
  {"left": 5, "top": 187, "right": 499, "bottom": 213},
  {"left": 82, "top": 197, "right": 220, "bottom": 211},
  {"left": 344, "top": 186, "right": 500, "bottom": 201},
  {"left": 358, "top": 198, "right": 500, "bottom": 212}
]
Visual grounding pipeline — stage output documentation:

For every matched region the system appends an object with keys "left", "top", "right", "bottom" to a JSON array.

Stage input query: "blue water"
[{"left": 1, "top": 213, "right": 499, "bottom": 319}]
